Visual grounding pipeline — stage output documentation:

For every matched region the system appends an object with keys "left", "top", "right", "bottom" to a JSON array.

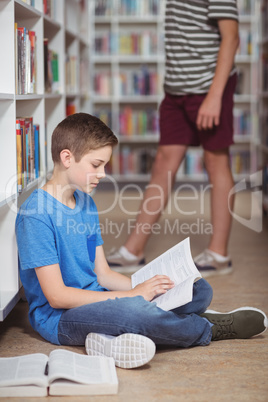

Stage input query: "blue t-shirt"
[{"left": 15, "top": 189, "right": 104, "bottom": 345}]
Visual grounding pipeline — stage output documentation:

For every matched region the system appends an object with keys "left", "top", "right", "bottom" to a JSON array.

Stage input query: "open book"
[
  {"left": 131, "top": 237, "right": 201, "bottom": 311},
  {"left": 0, "top": 349, "right": 118, "bottom": 397}
]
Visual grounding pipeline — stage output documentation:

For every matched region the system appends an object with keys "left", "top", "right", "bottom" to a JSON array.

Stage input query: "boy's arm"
[
  {"left": 196, "top": 19, "right": 239, "bottom": 130},
  {"left": 35, "top": 246, "right": 174, "bottom": 309}
]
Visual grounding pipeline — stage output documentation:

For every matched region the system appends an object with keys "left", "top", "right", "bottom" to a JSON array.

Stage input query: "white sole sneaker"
[
  {"left": 205, "top": 307, "right": 268, "bottom": 337},
  {"left": 85, "top": 333, "right": 156, "bottom": 369}
]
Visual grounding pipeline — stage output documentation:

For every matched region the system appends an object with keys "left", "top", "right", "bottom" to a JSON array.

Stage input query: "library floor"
[{"left": 1, "top": 189, "right": 268, "bottom": 401}]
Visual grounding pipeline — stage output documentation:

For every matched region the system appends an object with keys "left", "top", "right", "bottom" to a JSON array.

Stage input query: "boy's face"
[{"left": 67, "top": 145, "right": 112, "bottom": 194}]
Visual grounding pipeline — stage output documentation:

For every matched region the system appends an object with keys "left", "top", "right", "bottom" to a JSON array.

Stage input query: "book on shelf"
[
  {"left": 95, "top": 31, "right": 158, "bottom": 56},
  {"left": 16, "top": 120, "right": 23, "bottom": 193},
  {"left": 16, "top": 117, "right": 40, "bottom": 192},
  {"left": 118, "top": 0, "right": 160, "bottom": 15},
  {"left": 119, "top": 106, "right": 159, "bottom": 136},
  {"left": 120, "top": 146, "right": 156, "bottom": 175},
  {"left": 65, "top": 53, "right": 77, "bottom": 93},
  {"left": 43, "top": 0, "right": 57, "bottom": 19},
  {"left": 15, "top": 25, "right": 37, "bottom": 95},
  {"left": 131, "top": 237, "right": 202, "bottom": 311},
  {"left": 0, "top": 349, "right": 118, "bottom": 397},
  {"left": 44, "top": 38, "right": 59, "bottom": 94},
  {"left": 66, "top": 103, "right": 76, "bottom": 116}
]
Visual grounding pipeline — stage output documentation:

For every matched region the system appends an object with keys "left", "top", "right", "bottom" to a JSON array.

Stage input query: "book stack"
[
  {"left": 16, "top": 117, "right": 40, "bottom": 193},
  {"left": 15, "top": 25, "right": 37, "bottom": 95}
]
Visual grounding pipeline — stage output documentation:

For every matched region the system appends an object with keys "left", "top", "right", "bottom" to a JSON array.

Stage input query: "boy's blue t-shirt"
[{"left": 15, "top": 189, "right": 105, "bottom": 345}]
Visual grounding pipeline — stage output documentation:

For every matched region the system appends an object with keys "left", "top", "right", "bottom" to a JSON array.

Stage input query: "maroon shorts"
[{"left": 159, "top": 74, "right": 237, "bottom": 151}]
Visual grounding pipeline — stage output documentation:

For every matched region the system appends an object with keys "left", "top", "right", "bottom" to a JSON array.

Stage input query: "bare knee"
[
  {"left": 204, "top": 149, "right": 232, "bottom": 181},
  {"left": 153, "top": 145, "right": 186, "bottom": 178}
]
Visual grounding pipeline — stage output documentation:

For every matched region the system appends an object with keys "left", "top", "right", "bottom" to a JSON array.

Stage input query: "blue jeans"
[{"left": 58, "top": 278, "right": 213, "bottom": 348}]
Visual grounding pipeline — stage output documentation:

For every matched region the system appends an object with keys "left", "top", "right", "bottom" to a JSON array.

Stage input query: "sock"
[
  {"left": 208, "top": 249, "right": 230, "bottom": 262},
  {"left": 119, "top": 246, "right": 141, "bottom": 261}
]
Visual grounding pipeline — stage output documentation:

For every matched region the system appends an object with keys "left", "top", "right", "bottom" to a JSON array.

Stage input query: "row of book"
[
  {"left": 95, "top": 106, "right": 252, "bottom": 138},
  {"left": 95, "top": 0, "right": 161, "bottom": 16},
  {"left": 119, "top": 107, "right": 159, "bottom": 136},
  {"left": 43, "top": 0, "right": 57, "bottom": 19},
  {"left": 118, "top": 0, "right": 160, "bottom": 15},
  {"left": 261, "top": 0, "right": 268, "bottom": 38},
  {"left": 237, "top": 29, "right": 252, "bottom": 56},
  {"left": 120, "top": 147, "right": 156, "bottom": 175},
  {"left": 230, "top": 151, "right": 250, "bottom": 175},
  {"left": 16, "top": 117, "right": 40, "bottom": 193},
  {"left": 95, "top": 31, "right": 159, "bottom": 56},
  {"left": 233, "top": 109, "right": 251, "bottom": 136},
  {"left": 237, "top": 0, "right": 251, "bottom": 14},
  {"left": 262, "top": 53, "right": 268, "bottom": 91},
  {"left": 15, "top": 25, "right": 37, "bottom": 95},
  {"left": 94, "top": 67, "right": 159, "bottom": 96},
  {"left": 44, "top": 39, "right": 59, "bottom": 93},
  {"left": 119, "top": 147, "right": 251, "bottom": 177},
  {"left": 65, "top": 54, "right": 77, "bottom": 94},
  {"left": 94, "top": 109, "right": 112, "bottom": 129},
  {"left": 263, "top": 164, "right": 268, "bottom": 210}
]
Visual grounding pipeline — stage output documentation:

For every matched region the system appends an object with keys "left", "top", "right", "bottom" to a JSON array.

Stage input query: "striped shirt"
[{"left": 163, "top": 0, "right": 239, "bottom": 95}]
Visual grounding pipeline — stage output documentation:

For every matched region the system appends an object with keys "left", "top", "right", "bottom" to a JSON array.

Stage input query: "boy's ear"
[{"left": 60, "top": 149, "right": 73, "bottom": 168}]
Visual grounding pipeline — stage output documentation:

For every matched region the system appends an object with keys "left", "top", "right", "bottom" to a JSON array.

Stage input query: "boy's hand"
[{"left": 132, "top": 275, "right": 175, "bottom": 301}]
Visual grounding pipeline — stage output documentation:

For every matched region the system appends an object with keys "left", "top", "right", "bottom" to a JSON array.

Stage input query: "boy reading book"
[{"left": 16, "top": 113, "right": 267, "bottom": 369}]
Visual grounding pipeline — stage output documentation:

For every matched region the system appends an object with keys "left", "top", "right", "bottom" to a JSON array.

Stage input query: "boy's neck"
[{"left": 41, "top": 173, "right": 76, "bottom": 209}]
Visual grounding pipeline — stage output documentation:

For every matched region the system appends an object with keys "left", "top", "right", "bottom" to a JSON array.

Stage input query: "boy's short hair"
[{"left": 51, "top": 113, "right": 118, "bottom": 164}]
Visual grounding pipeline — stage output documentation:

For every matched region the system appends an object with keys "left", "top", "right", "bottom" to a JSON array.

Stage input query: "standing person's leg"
[
  {"left": 124, "top": 144, "right": 187, "bottom": 258},
  {"left": 193, "top": 74, "right": 237, "bottom": 276},
  {"left": 204, "top": 148, "right": 234, "bottom": 256},
  {"left": 107, "top": 93, "right": 191, "bottom": 270}
]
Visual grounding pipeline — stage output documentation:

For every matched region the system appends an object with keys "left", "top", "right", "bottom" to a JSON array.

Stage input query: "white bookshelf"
[
  {"left": 0, "top": 0, "right": 91, "bottom": 320},
  {"left": 258, "top": 0, "right": 268, "bottom": 213}
]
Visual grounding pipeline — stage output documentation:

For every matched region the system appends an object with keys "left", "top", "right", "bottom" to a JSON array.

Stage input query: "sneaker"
[
  {"left": 201, "top": 307, "right": 268, "bottom": 341},
  {"left": 106, "top": 246, "right": 145, "bottom": 274},
  {"left": 85, "top": 333, "right": 156, "bottom": 369},
  {"left": 194, "top": 249, "right": 232, "bottom": 277}
]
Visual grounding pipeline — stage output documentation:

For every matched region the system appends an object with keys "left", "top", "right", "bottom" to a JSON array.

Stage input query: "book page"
[
  {"left": 0, "top": 354, "right": 48, "bottom": 388},
  {"left": 132, "top": 237, "right": 200, "bottom": 287},
  {"left": 48, "top": 349, "right": 117, "bottom": 386},
  {"left": 152, "top": 277, "right": 195, "bottom": 311},
  {"left": 131, "top": 237, "right": 201, "bottom": 310}
]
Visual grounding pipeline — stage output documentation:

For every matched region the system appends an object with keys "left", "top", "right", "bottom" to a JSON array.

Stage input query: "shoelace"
[{"left": 212, "top": 317, "right": 237, "bottom": 340}]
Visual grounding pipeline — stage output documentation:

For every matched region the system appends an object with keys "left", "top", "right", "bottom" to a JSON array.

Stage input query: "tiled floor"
[{"left": 1, "top": 189, "right": 267, "bottom": 401}]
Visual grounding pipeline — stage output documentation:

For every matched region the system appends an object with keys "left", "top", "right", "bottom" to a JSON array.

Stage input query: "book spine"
[
  {"left": 16, "top": 120, "right": 23, "bottom": 193},
  {"left": 34, "top": 124, "right": 39, "bottom": 178}
]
